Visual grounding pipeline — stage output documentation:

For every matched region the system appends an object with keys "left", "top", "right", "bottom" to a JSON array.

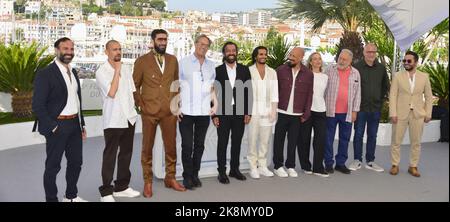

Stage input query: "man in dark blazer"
[
  {"left": 212, "top": 41, "right": 252, "bottom": 184},
  {"left": 32, "top": 37, "right": 87, "bottom": 202}
]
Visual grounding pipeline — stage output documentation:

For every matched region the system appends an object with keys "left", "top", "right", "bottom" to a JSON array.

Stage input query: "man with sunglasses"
[
  {"left": 389, "top": 51, "right": 433, "bottom": 177},
  {"left": 177, "top": 34, "right": 217, "bottom": 189},
  {"left": 349, "top": 43, "right": 389, "bottom": 173}
]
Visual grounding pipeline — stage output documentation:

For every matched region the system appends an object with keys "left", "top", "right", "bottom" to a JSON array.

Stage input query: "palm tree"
[
  {"left": 419, "top": 62, "right": 449, "bottom": 110},
  {"left": 422, "top": 18, "right": 449, "bottom": 64},
  {"left": 266, "top": 34, "right": 294, "bottom": 69},
  {"left": 278, "top": 0, "right": 376, "bottom": 63},
  {"left": 0, "top": 42, "right": 54, "bottom": 118}
]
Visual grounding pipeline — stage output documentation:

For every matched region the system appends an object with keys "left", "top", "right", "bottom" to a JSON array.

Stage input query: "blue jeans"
[
  {"left": 353, "top": 111, "right": 381, "bottom": 163},
  {"left": 324, "top": 114, "right": 352, "bottom": 167}
]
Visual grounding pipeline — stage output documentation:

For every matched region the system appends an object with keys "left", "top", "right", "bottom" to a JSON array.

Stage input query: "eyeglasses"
[
  {"left": 402, "top": 59, "right": 414, "bottom": 64},
  {"left": 366, "top": 51, "right": 378, "bottom": 54}
]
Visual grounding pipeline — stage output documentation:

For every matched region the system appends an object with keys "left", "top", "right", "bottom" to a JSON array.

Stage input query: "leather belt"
[{"left": 57, "top": 114, "right": 78, "bottom": 120}]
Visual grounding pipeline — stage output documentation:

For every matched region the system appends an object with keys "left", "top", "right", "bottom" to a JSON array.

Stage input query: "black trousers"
[
  {"left": 216, "top": 115, "right": 245, "bottom": 174},
  {"left": 179, "top": 115, "right": 210, "bottom": 179},
  {"left": 99, "top": 122, "right": 135, "bottom": 197},
  {"left": 273, "top": 112, "right": 301, "bottom": 169},
  {"left": 298, "top": 111, "right": 326, "bottom": 172},
  {"left": 44, "top": 117, "right": 82, "bottom": 202}
]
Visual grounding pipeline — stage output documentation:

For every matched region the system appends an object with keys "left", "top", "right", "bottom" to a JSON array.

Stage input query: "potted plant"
[{"left": 0, "top": 42, "right": 55, "bottom": 118}]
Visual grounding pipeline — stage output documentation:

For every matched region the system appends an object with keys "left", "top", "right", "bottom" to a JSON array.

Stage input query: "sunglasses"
[{"left": 402, "top": 59, "right": 414, "bottom": 64}]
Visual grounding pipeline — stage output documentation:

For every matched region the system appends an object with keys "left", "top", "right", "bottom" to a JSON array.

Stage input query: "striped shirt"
[{"left": 324, "top": 64, "right": 361, "bottom": 122}]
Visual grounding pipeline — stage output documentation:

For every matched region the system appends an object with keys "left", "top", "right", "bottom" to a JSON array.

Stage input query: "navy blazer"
[
  {"left": 213, "top": 63, "right": 252, "bottom": 117},
  {"left": 32, "top": 62, "right": 85, "bottom": 137}
]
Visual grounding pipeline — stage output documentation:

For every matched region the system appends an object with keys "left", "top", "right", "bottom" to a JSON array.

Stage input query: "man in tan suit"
[
  {"left": 389, "top": 51, "right": 433, "bottom": 177},
  {"left": 133, "top": 29, "right": 186, "bottom": 198}
]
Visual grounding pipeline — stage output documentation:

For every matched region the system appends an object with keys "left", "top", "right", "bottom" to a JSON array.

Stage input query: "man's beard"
[
  {"left": 337, "top": 63, "right": 348, "bottom": 70},
  {"left": 257, "top": 59, "right": 266, "bottom": 65},
  {"left": 58, "top": 53, "right": 74, "bottom": 64},
  {"left": 154, "top": 45, "right": 166, "bottom": 54},
  {"left": 404, "top": 65, "right": 414, "bottom": 71},
  {"left": 225, "top": 55, "right": 236, "bottom": 64},
  {"left": 287, "top": 60, "right": 295, "bottom": 67},
  {"left": 113, "top": 55, "right": 121, "bottom": 62}
]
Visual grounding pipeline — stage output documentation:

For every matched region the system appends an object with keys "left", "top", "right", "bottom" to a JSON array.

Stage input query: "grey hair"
[
  {"left": 195, "top": 34, "right": 212, "bottom": 46},
  {"left": 340, "top": 49, "right": 353, "bottom": 59}
]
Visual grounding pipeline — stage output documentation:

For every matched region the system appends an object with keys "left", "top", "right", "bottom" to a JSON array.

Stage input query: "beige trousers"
[
  {"left": 247, "top": 115, "right": 273, "bottom": 169},
  {"left": 391, "top": 110, "right": 425, "bottom": 167}
]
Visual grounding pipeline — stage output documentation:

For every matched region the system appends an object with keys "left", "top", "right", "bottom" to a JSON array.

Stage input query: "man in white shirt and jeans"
[
  {"left": 177, "top": 34, "right": 217, "bottom": 190},
  {"left": 96, "top": 40, "right": 140, "bottom": 202}
]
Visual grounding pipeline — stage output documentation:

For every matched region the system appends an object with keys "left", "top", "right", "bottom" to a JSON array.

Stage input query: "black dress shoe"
[
  {"left": 192, "top": 176, "right": 202, "bottom": 187},
  {"left": 229, "top": 170, "right": 247, "bottom": 180},
  {"left": 218, "top": 173, "right": 230, "bottom": 184},
  {"left": 183, "top": 177, "right": 195, "bottom": 190},
  {"left": 325, "top": 166, "right": 334, "bottom": 174},
  {"left": 335, "top": 165, "right": 351, "bottom": 174}
]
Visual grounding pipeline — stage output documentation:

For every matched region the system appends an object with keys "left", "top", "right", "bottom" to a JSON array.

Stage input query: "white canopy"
[{"left": 368, "top": 0, "right": 449, "bottom": 51}]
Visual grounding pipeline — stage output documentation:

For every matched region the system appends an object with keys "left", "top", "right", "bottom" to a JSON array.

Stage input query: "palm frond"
[
  {"left": 419, "top": 62, "right": 449, "bottom": 108},
  {"left": 0, "top": 42, "right": 54, "bottom": 93}
]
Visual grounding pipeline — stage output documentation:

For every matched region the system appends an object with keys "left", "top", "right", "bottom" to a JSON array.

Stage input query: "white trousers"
[{"left": 247, "top": 115, "right": 273, "bottom": 169}]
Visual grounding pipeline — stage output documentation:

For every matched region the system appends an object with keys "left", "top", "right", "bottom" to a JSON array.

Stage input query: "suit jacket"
[
  {"left": 389, "top": 70, "right": 433, "bottom": 120},
  {"left": 32, "top": 62, "right": 85, "bottom": 137},
  {"left": 133, "top": 52, "right": 179, "bottom": 116},
  {"left": 213, "top": 63, "right": 252, "bottom": 117}
]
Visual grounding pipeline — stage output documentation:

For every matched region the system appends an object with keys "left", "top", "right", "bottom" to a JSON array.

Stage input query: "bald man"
[
  {"left": 96, "top": 40, "right": 140, "bottom": 202},
  {"left": 272, "top": 47, "right": 314, "bottom": 178},
  {"left": 350, "top": 43, "right": 389, "bottom": 173}
]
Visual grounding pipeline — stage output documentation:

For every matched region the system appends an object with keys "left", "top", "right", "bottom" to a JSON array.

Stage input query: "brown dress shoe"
[
  {"left": 408, "top": 167, "right": 421, "bottom": 177},
  {"left": 389, "top": 165, "right": 399, "bottom": 175},
  {"left": 164, "top": 178, "right": 186, "bottom": 192},
  {"left": 143, "top": 183, "right": 153, "bottom": 198}
]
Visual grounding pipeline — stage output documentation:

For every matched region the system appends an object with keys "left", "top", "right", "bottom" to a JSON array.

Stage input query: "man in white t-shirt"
[{"left": 96, "top": 40, "right": 140, "bottom": 202}]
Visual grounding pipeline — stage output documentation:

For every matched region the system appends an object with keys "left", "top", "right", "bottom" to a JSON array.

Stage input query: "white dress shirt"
[
  {"left": 408, "top": 72, "right": 416, "bottom": 109},
  {"left": 96, "top": 62, "right": 138, "bottom": 129},
  {"left": 179, "top": 54, "right": 216, "bottom": 116},
  {"left": 249, "top": 64, "right": 278, "bottom": 126},
  {"left": 226, "top": 62, "right": 237, "bottom": 105},
  {"left": 55, "top": 60, "right": 79, "bottom": 115},
  {"left": 311, "top": 72, "right": 328, "bottom": 112}
]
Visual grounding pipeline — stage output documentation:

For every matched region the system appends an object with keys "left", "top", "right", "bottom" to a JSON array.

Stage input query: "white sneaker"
[
  {"left": 100, "top": 195, "right": 115, "bottom": 202},
  {"left": 62, "top": 196, "right": 88, "bottom": 202},
  {"left": 273, "top": 167, "right": 288, "bottom": 178},
  {"left": 258, "top": 167, "right": 274, "bottom": 177},
  {"left": 249, "top": 168, "right": 260, "bottom": 179},
  {"left": 348, "top": 160, "right": 362, "bottom": 171},
  {"left": 113, "top": 187, "right": 140, "bottom": 198},
  {"left": 365, "top": 162, "right": 385, "bottom": 172},
  {"left": 303, "top": 170, "right": 313, "bottom": 175},
  {"left": 286, "top": 168, "right": 298, "bottom": 177},
  {"left": 313, "top": 171, "right": 330, "bottom": 178}
]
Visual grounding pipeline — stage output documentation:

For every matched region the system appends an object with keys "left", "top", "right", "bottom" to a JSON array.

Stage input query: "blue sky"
[{"left": 168, "top": 0, "right": 280, "bottom": 12}]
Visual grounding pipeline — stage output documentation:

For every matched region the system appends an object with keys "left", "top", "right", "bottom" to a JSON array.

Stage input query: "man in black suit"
[
  {"left": 32, "top": 37, "right": 87, "bottom": 202},
  {"left": 212, "top": 41, "right": 252, "bottom": 184}
]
